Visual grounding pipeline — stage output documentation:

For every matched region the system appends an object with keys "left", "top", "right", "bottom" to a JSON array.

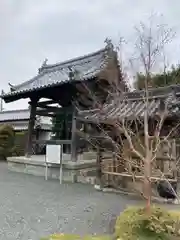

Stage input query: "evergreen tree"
[{"left": 135, "top": 65, "right": 180, "bottom": 90}]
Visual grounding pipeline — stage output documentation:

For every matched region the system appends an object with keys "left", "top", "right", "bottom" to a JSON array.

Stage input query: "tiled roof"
[
  {"left": 0, "top": 109, "right": 52, "bottom": 129},
  {"left": 121, "top": 84, "right": 180, "bottom": 100},
  {"left": 0, "top": 109, "right": 29, "bottom": 121},
  {"left": 79, "top": 91, "right": 180, "bottom": 122},
  {"left": 2, "top": 47, "right": 110, "bottom": 98}
]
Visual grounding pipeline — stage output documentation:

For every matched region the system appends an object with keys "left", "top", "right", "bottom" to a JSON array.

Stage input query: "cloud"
[{"left": 0, "top": 0, "right": 180, "bottom": 110}]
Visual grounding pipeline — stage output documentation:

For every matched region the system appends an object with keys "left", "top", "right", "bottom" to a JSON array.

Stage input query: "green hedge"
[
  {"left": 11, "top": 131, "right": 27, "bottom": 156},
  {"left": 41, "top": 234, "right": 111, "bottom": 240},
  {"left": 115, "top": 206, "right": 180, "bottom": 240}
]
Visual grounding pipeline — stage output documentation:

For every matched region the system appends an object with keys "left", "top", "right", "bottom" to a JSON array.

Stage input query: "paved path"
[{"left": 0, "top": 163, "right": 177, "bottom": 240}]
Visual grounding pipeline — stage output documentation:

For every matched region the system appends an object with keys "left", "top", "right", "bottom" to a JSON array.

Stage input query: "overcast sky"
[{"left": 1, "top": 0, "right": 180, "bottom": 110}]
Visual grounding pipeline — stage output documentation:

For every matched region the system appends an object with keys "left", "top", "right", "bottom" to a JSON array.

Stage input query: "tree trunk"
[
  {"left": 144, "top": 90, "right": 151, "bottom": 212},
  {"left": 144, "top": 157, "right": 151, "bottom": 212}
]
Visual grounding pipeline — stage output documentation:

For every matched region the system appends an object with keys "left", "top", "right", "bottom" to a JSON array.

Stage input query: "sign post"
[
  {"left": 45, "top": 144, "right": 63, "bottom": 184},
  {"left": 59, "top": 144, "right": 63, "bottom": 184}
]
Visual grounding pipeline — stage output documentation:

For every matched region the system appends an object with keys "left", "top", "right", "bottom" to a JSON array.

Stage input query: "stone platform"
[{"left": 7, "top": 154, "right": 97, "bottom": 184}]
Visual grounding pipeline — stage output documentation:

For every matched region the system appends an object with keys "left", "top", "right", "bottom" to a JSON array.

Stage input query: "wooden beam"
[
  {"left": 76, "top": 115, "right": 123, "bottom": 126},
  {"left": 41, "top": 99, "right": 59, "bottom": 105},
  {"left": 36, "top": 106, "right": 73, "bottom": 116},
  {"left": 36, "top": 104, "right": 62, "bottom": 112},
  {"left": 36, "top": 111, "right": 55, "bottom": 117},
  {"left": 32, "top": 139, "right": 72, "bottom": 145},
  {"left": 101, "top": 171, "right": 177, "bottom": 182},
  {"left": 29, "top": 99, "right": 59, "bottom": 106},
  {"left": 25, "top": 99, "right": 37, "bottom": 157}
]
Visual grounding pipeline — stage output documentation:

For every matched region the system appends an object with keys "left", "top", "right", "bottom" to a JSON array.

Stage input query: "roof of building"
[
  {"left": 0, "top": 109, "right": 30, "bottom": 121},
  {"left": 78, "top": 86, "right": 180, "bottom": 122},
  {"left": 2, "top": 44, "right": 113, "bottom": 99},
  {"left": 123, "top": 84, "right": 180, "bottom": 100},
  {"left": 0, "top": 109, "right": 52, "bottom": 130}
]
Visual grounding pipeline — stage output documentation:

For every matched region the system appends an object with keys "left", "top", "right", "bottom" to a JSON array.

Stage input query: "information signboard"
[{"left": 46, "top": 144, "right": 61, "bottom": 164}]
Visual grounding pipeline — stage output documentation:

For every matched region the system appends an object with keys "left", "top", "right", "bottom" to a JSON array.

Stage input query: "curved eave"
[
  {"left": 1, "top": 75, "right": 96, "bottom": 103},
  {"left": 42, "top": 47, "right": 107, "bottom": 69}
]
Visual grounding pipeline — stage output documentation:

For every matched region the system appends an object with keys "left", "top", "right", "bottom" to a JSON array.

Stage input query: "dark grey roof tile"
[
  {"left": 3, "top": 47, "right": 109, "bottom": 98},
  {"left": 0, "top": 109, "right": 30, "bottom": 121},
  {"left": 79, "top": 92, "right": 180, "bottom": 122}
]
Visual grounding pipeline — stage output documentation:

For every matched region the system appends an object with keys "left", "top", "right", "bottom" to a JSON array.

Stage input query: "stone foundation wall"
[{"left": 7, "top": 157, "right": 97, "bottom": 185}]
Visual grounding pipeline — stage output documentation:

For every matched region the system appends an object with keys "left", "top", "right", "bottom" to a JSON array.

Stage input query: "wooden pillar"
[
  {"left": 71, "top": 107, "right": 78, "bottom": 183},
  {"left": 25, "top": 99, "right": 38, "bottom": 157},
  {"left": 71, "top": 115, "right": 77, "bottom": 162},
  {"left": 64, "top": 111, "right": 71, "bottom": 153},
  {"left": 35, "top": 127, "right": 40, "bottom": 154}
]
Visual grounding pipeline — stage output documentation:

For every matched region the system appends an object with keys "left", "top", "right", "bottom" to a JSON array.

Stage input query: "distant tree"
[{"left": 135, "top": 65, "right": 180, "bottom": 90}]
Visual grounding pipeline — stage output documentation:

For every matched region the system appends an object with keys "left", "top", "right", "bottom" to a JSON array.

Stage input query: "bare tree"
[
  {"left": 126, "top": 15, "right": 175, "bottom": 210},
  {"left": 77, "top": 14, "right": 180, "bottom": 212}
]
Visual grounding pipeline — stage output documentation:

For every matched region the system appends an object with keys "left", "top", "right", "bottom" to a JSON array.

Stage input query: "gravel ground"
[{"left": 0, "top": 162, "right": 178, "bottom": 240}]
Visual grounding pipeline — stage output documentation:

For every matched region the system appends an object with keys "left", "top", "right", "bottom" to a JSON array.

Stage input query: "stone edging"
[
  {"left": 7, "top": 157, "right": 96, "bottom": 170},
  {"left": 94, "top": 185, "right": 180, "bottom": 205}
]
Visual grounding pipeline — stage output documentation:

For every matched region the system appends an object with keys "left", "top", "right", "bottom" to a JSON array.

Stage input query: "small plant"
[{"left": 115, "top": 206, "right": 180, "bottom": 240}]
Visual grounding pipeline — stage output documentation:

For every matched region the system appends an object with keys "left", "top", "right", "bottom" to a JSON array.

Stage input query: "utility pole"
[{"left": 0, "top": 90, "right": 4, "bottom": 111}]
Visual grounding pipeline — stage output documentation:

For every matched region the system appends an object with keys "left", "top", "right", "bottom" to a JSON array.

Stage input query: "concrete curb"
[{"left": 94, "top": 185, "right": 180, "bottom": 205}]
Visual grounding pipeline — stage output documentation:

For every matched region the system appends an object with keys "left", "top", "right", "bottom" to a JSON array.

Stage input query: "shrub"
[
  {"left": 0, "top": 124, "right": 15, "bottom": 159},
  {"left": 11, "top": 131, "right": 27, "bottom": 156},
  {"left": 41, "top": 207, "right": 180, "bottom": 240},
  {"left": 115, "top": 206, "right": 180, "bottom": 240},
  {"left": 40, "top": 234, "right": 111, "bottom": 240}
]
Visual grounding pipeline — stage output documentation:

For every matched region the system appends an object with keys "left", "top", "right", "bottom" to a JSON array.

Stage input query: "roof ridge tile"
[{"left": 2, "top": 46, "right": 111, "bottom": 99}]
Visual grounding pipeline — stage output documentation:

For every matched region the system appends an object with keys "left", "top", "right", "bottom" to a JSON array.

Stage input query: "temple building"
[{"left": 1, "top": 42, "right": 125, "bottom": 162}]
